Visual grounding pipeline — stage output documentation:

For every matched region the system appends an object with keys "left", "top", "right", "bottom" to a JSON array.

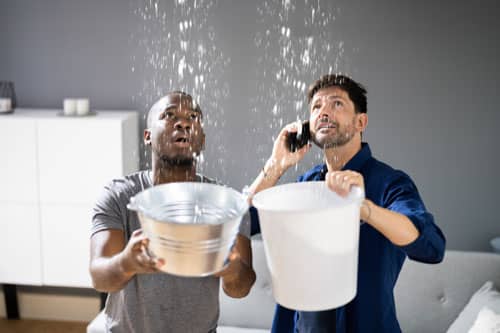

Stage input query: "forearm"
[
  {"left": 248, "top": 158, "right": 287, "bottom": 200},
  {"left": 362, "top": 199, "right": 420, "bottom": 246},
  {"left": 221, "top": 261, "right": 256, "bottom": 298},
  {"left": 90, "top": 252, "right": 134, "bottom": 293}
]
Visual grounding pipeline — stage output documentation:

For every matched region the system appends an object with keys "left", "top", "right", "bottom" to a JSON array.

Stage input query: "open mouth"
[
  {"left": 317, "top": 123, "right": 337, "bottom": 130},
  {"left": 172, "top": 134, "right": 191, "bottom": 147}
]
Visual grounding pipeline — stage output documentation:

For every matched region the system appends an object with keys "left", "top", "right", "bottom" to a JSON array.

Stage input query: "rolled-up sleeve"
[
  {"left": 239, "top": 210, "right": 252, "bottom": 239},
  {"left": 91, "top": 181, "right": 125, "bottom": 237},
  {"left": 384, "top": 172, "right": 446, "bottom": 263}
]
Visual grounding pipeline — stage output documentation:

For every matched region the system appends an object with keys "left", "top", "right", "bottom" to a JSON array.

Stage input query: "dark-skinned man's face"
[{"left": 147, "top": 93, "right": 205, "bottom": 165}]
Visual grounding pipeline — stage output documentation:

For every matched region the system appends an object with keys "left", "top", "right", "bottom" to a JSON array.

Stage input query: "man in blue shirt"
[{"left": 248, "top": 74, "right": 446, "bottom": 332}]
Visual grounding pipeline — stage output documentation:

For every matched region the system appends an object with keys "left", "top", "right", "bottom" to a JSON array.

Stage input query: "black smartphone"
[{"left": 287, "top": 120, "right": 310, "bottom": 152}]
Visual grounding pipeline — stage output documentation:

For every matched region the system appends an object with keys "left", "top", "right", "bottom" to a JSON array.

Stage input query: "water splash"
[
  {"left": 250, "top": 0, "right": 352, "bottom": 177},
  {"left": 132, "top": 0, "right": 230, "bottom": 177}
]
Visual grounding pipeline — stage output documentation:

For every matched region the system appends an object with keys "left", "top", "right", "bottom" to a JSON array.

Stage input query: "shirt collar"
[{"left": 319, "top": 142, "right": 372, "bottom": 177}]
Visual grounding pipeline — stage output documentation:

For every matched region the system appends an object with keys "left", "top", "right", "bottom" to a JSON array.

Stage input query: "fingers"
[
  {"left": 275, "top": 123, "right": 297, "bottom": 148},
  {"left": 326, "top": 170, "right": 364, "bottom": 197},
  {"left": 281, "top": 123, "right": 309, "bottom": 152},
  {"left": 125, "top": 229, "right": 166, "bottom": 274},
  {"left": 131, "top": 229, "right": 143, "bottom": 236},
  {"left": 130, "top": 229, "right": 147, "bottom": 244},
  {"left": 135, "top": 251, "right": 156, "bottom": 270},
  {"left": 140, "top": 240, "right": 166, "bottom": 272},
  {"left": 134, "top": 245, "right": 164, "bottom": 273},
  {"left": 154, "top": 258, "right": 166, "bottom": 269},
  {"left": 283, "top": 122, "right": 299, "bottom": 135},
  {"left": 276, "top": 122, "right": 302, "bottom": 143},
  {"left": 270, "top": 123, "right": 310, "bottom": 172},
  {"left": 296, "top": 142, "right": 312, "bottom": 158}
]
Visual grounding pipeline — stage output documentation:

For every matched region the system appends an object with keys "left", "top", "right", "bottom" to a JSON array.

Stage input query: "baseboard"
[{"left": 0, "top": 286, "right": 100, "bottom": 322}]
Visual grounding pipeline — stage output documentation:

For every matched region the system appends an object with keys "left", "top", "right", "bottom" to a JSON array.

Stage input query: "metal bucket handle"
[{"left": 127, "top": 196, "right": 140, "bottom": 212}]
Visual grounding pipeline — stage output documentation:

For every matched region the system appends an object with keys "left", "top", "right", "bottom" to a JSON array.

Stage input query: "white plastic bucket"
[{"left": 252, "top": 181, "right": 364, "bottom": 311}]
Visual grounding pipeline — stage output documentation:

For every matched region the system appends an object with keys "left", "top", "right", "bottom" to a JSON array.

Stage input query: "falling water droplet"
[{"left": 272, "top": 104, "right": 279, "bottom": 115}]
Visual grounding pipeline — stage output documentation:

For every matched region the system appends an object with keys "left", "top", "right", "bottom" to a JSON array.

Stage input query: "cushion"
[
  {"left": 447, "top": 281, "right": 500, "bottom": 332},
  {"left": 87, "top": 310, "right": 105, "bottom": 333},
  {"left": 218, "top": 236, "right": 275, "bottom": 329},
  {"left": 468, "top": 307, "right": 500, "bottom": 333},
  {"left": 217, "top": 327, "right": 269, "bottom": 333}
]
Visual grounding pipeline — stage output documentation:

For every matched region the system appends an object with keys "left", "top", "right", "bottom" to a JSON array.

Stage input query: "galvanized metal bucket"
[{"left": 128, "top": 182, "right": 248, "bottom": 277}]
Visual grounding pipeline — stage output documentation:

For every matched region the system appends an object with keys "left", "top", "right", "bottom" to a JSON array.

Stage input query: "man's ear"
[
  {"left": 144, "top": 129, "right": 152, "bottom": 145},
  {"left": 201, "top": 131, "right": 206, "bottom": 151},
  {"left": 356, "top": 113, "right": 368, "bottom": 132}
]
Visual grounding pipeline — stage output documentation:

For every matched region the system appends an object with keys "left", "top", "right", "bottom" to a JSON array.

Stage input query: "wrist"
[
  {"left": 361, "top": 199, "right": 373, "bottom": 223},
  {"left": 263, "top": 158, "right": 286, "bottom": 180},
  {"left": 117, "top": 252, "right": 135, "bottom": 278}
]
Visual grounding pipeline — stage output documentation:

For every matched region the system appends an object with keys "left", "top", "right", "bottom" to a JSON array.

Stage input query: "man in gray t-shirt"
[{"left": 90, "top": 92, "right": 256, "bottom": 333}]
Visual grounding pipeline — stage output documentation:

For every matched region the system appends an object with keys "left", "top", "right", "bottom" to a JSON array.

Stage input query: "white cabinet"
[
  {"left": 0, "top": 118, "right": 38, "bottom": 202},
  {"left": 40, "top": 203, "right": 93, "bottom": 287},
  {"left": 37, "top": 118, "right": 131, "bottom": 204},
  {"left": 0, "top": 117, "right": 42, "bottom": 286},
  {"left": 0, "top": 109, "right": 139, "bottom": 288},
  {"left": 0, "top": 203, "right": 42, "bottom": 285}
]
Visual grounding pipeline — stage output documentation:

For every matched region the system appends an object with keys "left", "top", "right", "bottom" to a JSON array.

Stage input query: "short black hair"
[
  {"left": 146, "top": 91, "right": 202, "bottom": 128},
  {"left": 307, "top": 74, "right": 367, "bottom": 114}
]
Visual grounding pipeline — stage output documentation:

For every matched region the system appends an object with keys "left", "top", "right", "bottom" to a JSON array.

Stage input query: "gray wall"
[{"left": 1, "top": 0, "right": 499, "bottom": 251}]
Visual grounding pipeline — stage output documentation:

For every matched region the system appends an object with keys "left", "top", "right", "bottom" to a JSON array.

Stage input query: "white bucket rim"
[{"left": 252, "top": 181, "right": 364, "bottom": 213}]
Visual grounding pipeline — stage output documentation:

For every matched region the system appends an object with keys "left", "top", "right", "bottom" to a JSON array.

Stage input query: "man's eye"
[
  {"left": 190, "top": 113, "right": 198, "bottom": 120},
  {"left": 333, "top": 101, "right": 343, "bottom": 107},
  {"left": 165, "top": 111, "right": 174, "bottom": 119}
]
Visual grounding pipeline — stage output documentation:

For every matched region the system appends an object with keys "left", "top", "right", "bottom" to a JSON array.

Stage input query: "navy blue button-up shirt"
[{"left": 251, "top": 143, "right": 446, "bottom": 333}]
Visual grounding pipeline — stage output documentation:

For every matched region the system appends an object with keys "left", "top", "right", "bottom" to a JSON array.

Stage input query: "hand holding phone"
[{"left": 286, "top": 121, "right": 310, "bottom": 152}]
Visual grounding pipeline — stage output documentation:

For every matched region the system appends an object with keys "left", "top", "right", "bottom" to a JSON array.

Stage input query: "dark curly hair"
[{"left": 307, "top": 74, "right": 367, "bottom": 114}]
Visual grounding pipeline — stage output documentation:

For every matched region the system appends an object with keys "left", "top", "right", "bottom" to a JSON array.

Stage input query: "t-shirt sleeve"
[
  {"left": 238, "top": 210, "right": 251, "bottom": 239},
  {"left": 383, "top": 172, "right": 446, "bottom": 264},
  {"left": 91, "top": 181, "right": 126, "bottom": 237}
]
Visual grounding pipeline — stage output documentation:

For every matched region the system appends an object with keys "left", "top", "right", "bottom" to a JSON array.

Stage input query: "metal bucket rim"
[{"left": 128, "top": 182, "right": 249, "bottom": 226}]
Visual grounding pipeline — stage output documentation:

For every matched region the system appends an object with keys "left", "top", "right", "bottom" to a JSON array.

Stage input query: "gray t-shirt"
[{"left": 91, "top": 170, "right": 250, "bottom": 333}]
